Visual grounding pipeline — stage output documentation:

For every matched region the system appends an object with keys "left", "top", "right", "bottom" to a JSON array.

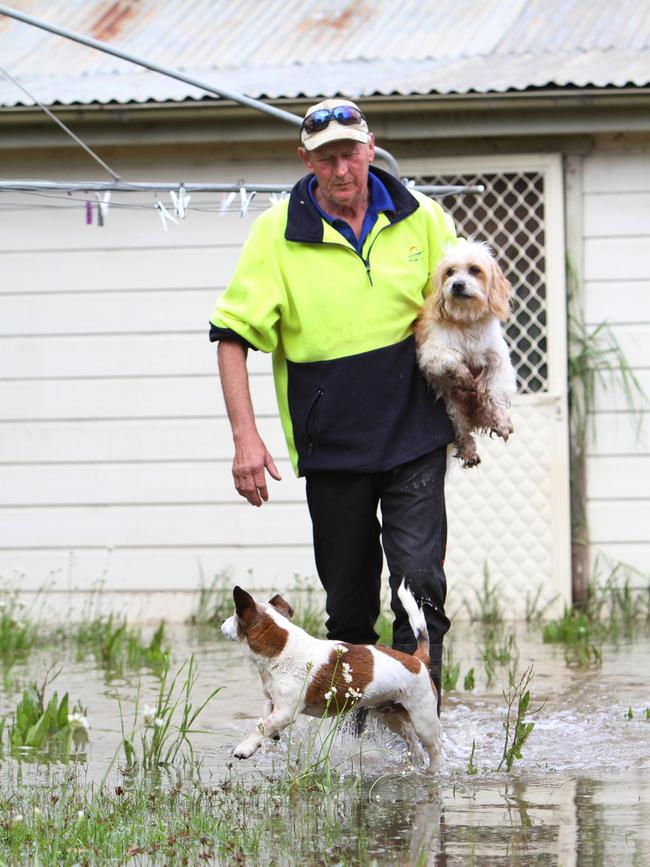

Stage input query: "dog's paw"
[
  {"left": 233, "top": 738, "right": 259, "bottom": 760},
  {"left": 491, "top": 419, "right": 514, "bottom": 441},
  {"left": 462, "top": 454, "right": 481, "bottom": 469}
]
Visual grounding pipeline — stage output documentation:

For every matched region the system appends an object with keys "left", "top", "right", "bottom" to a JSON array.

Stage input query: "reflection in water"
[{"left": 1, "top": 624, "right": 649, "bottom": 864}]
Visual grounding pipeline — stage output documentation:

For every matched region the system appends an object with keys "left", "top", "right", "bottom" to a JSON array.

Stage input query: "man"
[{"left": 209, "top": 98, "right": 456, "bottom": 713}]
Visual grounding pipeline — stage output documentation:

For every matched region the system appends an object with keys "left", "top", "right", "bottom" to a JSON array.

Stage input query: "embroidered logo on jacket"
[{"left": 407, "top": 245, "right": 423, "bottom": 262}]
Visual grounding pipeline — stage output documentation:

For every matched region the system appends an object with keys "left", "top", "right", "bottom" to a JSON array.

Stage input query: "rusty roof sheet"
[{"left": 0, "top": 0, "right": 648, "bottom": 107}]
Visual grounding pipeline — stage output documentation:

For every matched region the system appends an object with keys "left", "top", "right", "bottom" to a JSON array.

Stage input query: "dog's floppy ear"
[
  {"left": 487, "top": 258, "right": 511, "bottom": 322},
  {"left": 268, "top": 594, "right": 294, "bottom": 620},
  {"left": 233, "top": 586, "right": 257, "bottom": 622}
]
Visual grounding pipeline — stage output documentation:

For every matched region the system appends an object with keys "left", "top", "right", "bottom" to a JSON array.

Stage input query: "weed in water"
[
  {"left": 72, "top": 615, "right": 169, "bottom": 675},
  {"left": 479, "top": 628, "right": 519, "bottom": 687},
  {"left": 0, "top": 587, "right": 39, "bottom": 664},
  {"left": 442, "top": 645, "right": 460, "bottom": 692},
  {"left": 626, "top": 706, "right": 634, "bottom": 720},
  {"left": 467, "top": 738, "right": 478, "bottom": 775},
  {"left": 525, "top": 584, "right": 558, "bottom": 626},
  {"left": 7, "top": 669, "right": 88, "bottom": 761},
  {"left": 119, "top": 654, "right": 221, "bottom": 774},
  {"left": 289, "top": 574, "right": 327, "bottom": 637},
  {"left": 186, "top": 568, "right": 235, "bottom": 628},
  {"left": 282, "top": 647, "right": 366, "bottom": 792},
  {"left": 464, "top": 667, "right": 476, "bottom": 691},
  {"left": 463, "top": 562, "right": 503, "bottom": 624},
  {"left": 496, "top": 665, "right": 542, "bottom": 773}
]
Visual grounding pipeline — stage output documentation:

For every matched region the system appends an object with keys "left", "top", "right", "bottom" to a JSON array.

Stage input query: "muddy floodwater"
[{"left": 2, "top": 620, "right": 650, "bottom": 865}]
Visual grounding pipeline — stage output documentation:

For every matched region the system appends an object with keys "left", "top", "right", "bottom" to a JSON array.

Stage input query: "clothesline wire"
[{"left": 0, "top": 64, "right": 122, "bottom": 181}]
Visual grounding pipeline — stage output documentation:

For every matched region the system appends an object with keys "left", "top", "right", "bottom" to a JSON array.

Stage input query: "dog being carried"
[
  {"left": 415, "top": 239, "right": 517, "bottom": 468},
  {"left": 221, "top": 581, "right": 441, "bottom": 770}
]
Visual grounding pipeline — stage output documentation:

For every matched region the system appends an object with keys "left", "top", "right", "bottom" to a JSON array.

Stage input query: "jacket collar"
[{"left": 285, "top": 165, "right": 419, "bottom": 243}]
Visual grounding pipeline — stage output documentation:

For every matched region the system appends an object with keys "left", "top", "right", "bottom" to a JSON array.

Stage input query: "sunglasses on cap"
[{"left": 301, "top": 105, "right": 366, "bottom": 135}]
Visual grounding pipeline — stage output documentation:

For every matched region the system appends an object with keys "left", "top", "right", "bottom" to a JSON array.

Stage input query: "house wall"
[
  {"left": 582, "top": 137, "right": 650, "bottom": 579},
  {"left": 0, "top": 143, "right": 320, "bottom": 616}
]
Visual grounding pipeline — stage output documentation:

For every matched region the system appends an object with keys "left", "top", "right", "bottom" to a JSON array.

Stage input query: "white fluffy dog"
[{"left": 415, "top": 240, "right": 517, "bottom": 467}]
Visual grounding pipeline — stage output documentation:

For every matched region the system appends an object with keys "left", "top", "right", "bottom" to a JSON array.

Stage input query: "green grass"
[
  {"left": 0, "top": 587, "right": 41, "bottom": 663},
  {"left": 0, "top": 773, "right": 375, "bottom": 866},
  {"left": 71, "top": 616, "right": 169, "bottom": 675}
]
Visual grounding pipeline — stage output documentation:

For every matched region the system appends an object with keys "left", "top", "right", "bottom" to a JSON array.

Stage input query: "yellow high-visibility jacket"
[{"left": 210, "top": 166, "right": 456, "bottom": 476}]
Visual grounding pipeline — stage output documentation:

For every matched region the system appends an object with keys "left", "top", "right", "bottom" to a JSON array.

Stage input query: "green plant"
[
  {"left": 72, "top": 615, "right": 169, "bottom": 675},
  {"left": 289, "top": 575, "right": 327, "bottom": 637},
  {"left": 120, "top": 655, "right": 221, "bottom": 773},
  {"left": 8, "top": 671, "right": 88, "bottom": 760},
  {"left": 441, "top": 645, "right": 460, "bottom": 692},
  {"left": 467, "top": 738, "right": 478, "bottom": 775},
  {"left": 282, "top": 648, "right": 366, "bottom": 792},
  {"left": 525, "top": 584, "right": 558, "bottom": 625},
  {"left": 626, "top": 706, "right": 634, "bottom": 720},
  {"left": 479, "top": 628, "right": 519, "bottom": 686},
  {"left": 496, "top": 665, "right": 541, "bottom": 772},
  {"left": 186, "top": 568, "right": 235, "bottom": 628},
  {"left": 0, "top": 588, "right": 39, "bottom": 662},
  {"left": 463, "top": 667, "right": 475, "bottom": 691},
  {"left": 566, "top": 258, "right": 647, "bottom": 605},
  {"left": 463, "top": 563, "right": 503, "bottom": 624}
]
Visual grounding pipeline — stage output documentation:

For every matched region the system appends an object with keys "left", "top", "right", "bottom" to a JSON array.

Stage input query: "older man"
[{"left": 210, "top": 98, "right": 456, "bottom": 713}]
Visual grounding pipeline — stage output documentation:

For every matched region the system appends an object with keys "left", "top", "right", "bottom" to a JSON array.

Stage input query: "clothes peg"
[
  {"left": 92, "top": 191, "right": 110, "bottom": 227},
  {"left": 220, "top": 191, "right": 236, "bottom": 215},
  {"left": 155, "top": 200, "right": 179, "bottom": 232},
  {"left": 99, "top": 191, "right": 111, "bottom": 224},
  {"left": 170, "top": 185, "right": 190, "bottom": 219},
  {"left": 239, "top": 186, "right": 256, "bottom": 218}
]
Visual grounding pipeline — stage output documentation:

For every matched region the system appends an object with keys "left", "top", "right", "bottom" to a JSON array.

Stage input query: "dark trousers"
[{"left": 305, "top": 448, "right": 451, "bottom": 653}]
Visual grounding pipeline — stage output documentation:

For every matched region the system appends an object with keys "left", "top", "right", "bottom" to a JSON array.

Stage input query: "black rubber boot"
[{"left": 429, "top": 644, "right": 443, "bottom": 718}]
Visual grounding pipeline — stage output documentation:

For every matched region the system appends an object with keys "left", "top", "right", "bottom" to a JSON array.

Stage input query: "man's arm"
[{"left": 217, "top": 340, "right": 281, "bottom": 507}]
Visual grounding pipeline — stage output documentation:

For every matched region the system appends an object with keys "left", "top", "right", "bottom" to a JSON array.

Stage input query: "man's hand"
[{"left": 232, "top": 431, "right": 282, "bottom": 507}]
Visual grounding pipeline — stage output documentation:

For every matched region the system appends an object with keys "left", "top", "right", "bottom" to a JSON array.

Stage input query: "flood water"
[{"left": 2, "top": 620, "right": 650, "bottom": 865}]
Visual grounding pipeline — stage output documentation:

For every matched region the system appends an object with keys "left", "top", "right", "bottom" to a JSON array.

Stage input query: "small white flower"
[
  {"left": 13, "top": 814, "right": 23, "bottom": 824},
  {"left": 77, "top": 810, "right": 84, "bottom": 819},
  {"left": 345, "top": 687, "right": 363, "bottom": 701},
  {"left": 143, "top": 704, "right": 156, "bottom": 725},
  {"left": 342, "top": 662, "right": 353, "bottom": 684},
  {"left": 324, "top": 687, "right": 337, "bottom": 701},
  {"left": 335, "top": 645, "right": 348, "bottom": 656},
  {"left": 67, "top": 712, "right": 90, "bottom": 732},
  {"left": 153, "top": 717, "right": 164, "bottom": 728}
]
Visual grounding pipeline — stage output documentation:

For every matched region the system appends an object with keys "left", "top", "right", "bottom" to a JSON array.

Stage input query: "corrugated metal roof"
[{"left": 0, "top": 0, "right": 648, "bottom": 107}]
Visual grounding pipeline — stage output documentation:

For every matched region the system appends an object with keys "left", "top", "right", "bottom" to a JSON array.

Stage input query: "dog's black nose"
[{"left": 451, "top": 280, "right": 466, "bottom": 295}]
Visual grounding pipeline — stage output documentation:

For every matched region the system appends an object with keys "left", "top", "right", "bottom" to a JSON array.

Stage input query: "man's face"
[{"left": 298, "top": 135, "right": 375, "bottom": 212}]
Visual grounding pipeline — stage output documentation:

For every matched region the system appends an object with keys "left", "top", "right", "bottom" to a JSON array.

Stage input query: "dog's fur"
[
  {"left": 415, "top": 240, "right": 517, "bottom": 467},
  {"left": 221, "top": 582, "right": 440, "bottom": 769}
]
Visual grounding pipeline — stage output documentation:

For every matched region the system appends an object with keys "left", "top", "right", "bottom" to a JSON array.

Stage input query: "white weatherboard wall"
[
  {"left": 583, "top": 146, "right": 650, "bottom": 577},
  {"left": 0, "top": 146, "right": 317, "bottom": 615}
]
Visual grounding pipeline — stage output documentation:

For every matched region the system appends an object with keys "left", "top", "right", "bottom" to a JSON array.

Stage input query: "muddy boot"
[
  {"left": 429, "top": 644, "right": 443, "bottom": 718},
  {"left": 349, "top": 707, "right": 369, "bottom": 737}
]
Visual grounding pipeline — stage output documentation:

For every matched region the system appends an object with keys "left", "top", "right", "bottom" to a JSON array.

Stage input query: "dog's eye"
[
  {"left": 446, "top": 267, "right": 456, "bottom": 277},
  {"left": 468, "top": 265, "right": 482, "bottom": 276}
]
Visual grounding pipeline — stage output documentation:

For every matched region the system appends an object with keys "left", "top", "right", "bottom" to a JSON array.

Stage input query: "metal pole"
[{"left": 0, "top": 4, "right": 401, "bottom": 177}]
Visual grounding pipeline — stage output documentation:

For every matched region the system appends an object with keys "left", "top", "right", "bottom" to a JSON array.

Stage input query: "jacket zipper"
[{"left": 306, "top": 388, "right": 324, "bottom": 455}]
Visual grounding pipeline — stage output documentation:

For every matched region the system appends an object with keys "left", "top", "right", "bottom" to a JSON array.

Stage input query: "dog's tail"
[{"left": 397, "top": 579, "right": 430, "bottom": 666}]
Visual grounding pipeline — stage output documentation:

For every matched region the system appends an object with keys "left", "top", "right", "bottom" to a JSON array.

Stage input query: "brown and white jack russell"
[{"left": 221, "top": 581, "right": 440, "bottom": 769}]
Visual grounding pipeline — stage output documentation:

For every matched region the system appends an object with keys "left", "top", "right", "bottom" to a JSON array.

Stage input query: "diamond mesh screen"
[{"left": 418, "top": 171, "right": 549, "bottom": 394}]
